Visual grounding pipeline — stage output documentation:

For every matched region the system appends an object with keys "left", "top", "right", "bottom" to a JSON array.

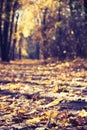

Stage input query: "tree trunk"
[
  {"left": 69, "top": 0, "right": 82, "bottom": 57},
  {"left": 0, "top": 0, "right": 17, "bottom": 62},
  {"left": 84, "top": 0, "right": 87, "bottom": 20},
  {"left": 9, "top": 1, "right": 18, "bottom": 60},
  {"left": 41, "top": 8, "right": 49, "bottom": 59},
  {"left": 2, "top": 0, "right": 12, "bottom": 62},
  {"left": 11, "top": 9, "right": 19, "bottom": 60}
]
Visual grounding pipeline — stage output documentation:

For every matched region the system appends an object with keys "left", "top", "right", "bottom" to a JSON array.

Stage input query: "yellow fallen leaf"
[
  {"left": 10, "top": 102, "right": 15, "bottom": 108},
  {"left": 64, "top": 122, "right": 69, "bottom": 127},
  {"left": 44, "top": 110, "right": 58, "bottom": 119},
  {"left": 44, "top": 110, "right": 58, "bottom": 124},
  {"left": 0, "top": 102, "right": 7, "bottom": 108},
  {"left": 9, "top": 83, "right": 21, "bottom": 90},
  {"left": 26, "top": 76, "right": 31, "bottom": 82},
  {"left": 43, "top": 80, "right": 51, "bottom": 85},
  {"left": 43, "top": 98, "right": 62, "bottom": 108},
  {"left": 51, "top": 111, "right": 58, "bottom": 119},
  {"left": 78, "top": 109, "right": 87, "bottom": 117},
  {"left": 5, "top": 116, "right": 12, "bottom": 122},
  {"left": 52, "top": 86, "right": 59, "bottom": 93},
  {"left": 65, "top": 62, "right": 70, "bottom": 67},
  {"left": 18, "top": 109, "right": 27, "bottom": 114},
  {"left": 26, "top": 117, "right": 40, "bottom": 124},
  {"left": 52, "top": 85, "right": 66, "bottom": 93},
  {"left": 12, "top": 110, "right": 17, "bottom": 116},
  {"left": 44, "top": 110, "right": 52, "bottom": 117}
]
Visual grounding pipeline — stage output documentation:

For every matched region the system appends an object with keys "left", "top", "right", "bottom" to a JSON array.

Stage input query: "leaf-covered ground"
[{"left": 0, "top": 58, "right": 87, "bottom": 130}]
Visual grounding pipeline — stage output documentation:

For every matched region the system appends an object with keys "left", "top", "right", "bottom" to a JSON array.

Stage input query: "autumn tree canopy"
[{"left": 0, "top": 0, "right": 87, "bottom": 61}]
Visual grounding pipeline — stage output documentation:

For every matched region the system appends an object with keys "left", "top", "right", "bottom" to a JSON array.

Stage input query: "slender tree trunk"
[
  {"left": 57, "top": 2, "right": 64, "bottom": 59},
  {"left": 0, "top": 0, "right": 11, "bottom": 62},
  {"left": 69, "top": 0, "right": 82, "bottom": 57},
  {"left": 9, "top": 1, "right": 18, "bottom": 60},
  {"left": 84, "top": 0, "right": 87, "bottom": 20},
  {"left": 12, "top": 9, "right": 19, "bottom": 60},
  {"left": 3, "top": 0, "right": 12, "bottom": 61},
  {"left": 41, "top": 8, "right": 48, "bottom": 59},
  {"left": 0, "top": 1, "right": 3, "bottom": 50}
]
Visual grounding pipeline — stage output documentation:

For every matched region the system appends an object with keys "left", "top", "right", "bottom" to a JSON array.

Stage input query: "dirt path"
[{"left": 0, "top": 58, "right": 87, "bottom": 130}]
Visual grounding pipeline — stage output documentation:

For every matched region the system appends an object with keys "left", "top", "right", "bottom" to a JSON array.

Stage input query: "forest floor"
[{"left": 0, "top": 58, "right": 87, "bottom": 130}]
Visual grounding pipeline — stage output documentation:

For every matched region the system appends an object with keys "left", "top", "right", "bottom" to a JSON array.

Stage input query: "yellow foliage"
[
  {"left": 78, "top": 109, "right": 87, "bottom": 117},
  {"left": 21, "top": 48, "right": 28, "bottom": 56},
  {"left": 17, "top": 0, "right": 58, "bottom": 38},
  {"left": 55, "top": 21, "right": 62, "bottom": 28},
  {"left": 44, "top": 0, "right": 53, "bottom": 8},
  {"left": 18, "top": 0, "right": 31, "bottom": 5},
  {"left": 18, "top": 8, "right": 35, "bottom": 37}
]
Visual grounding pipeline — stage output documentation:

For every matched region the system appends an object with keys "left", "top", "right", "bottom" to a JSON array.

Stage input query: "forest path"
[{"left": 0, "top": 58, "right": 87, "bottom": 130}]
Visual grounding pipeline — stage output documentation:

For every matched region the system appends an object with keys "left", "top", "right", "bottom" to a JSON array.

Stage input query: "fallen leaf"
[
  {"left": 78, "top": 109, "right": 87, "bottom": 117},
  {"left": 65, "top": 62, "right": 70, "bottom": 67},
  {"left": 18, "top": 109, "right": 27, "bottom": 114},
  {"left": 44, "top": 110, "right": 58, "bottom": 119},
  {"left": 52, "top": 86, "right": 59, "bottom": 93},
  {"left": 26, "top": 117, "right": 40, "bottom": 124},
  {"left": 43, "top": 98, "right": 62, "bottom": 108}
]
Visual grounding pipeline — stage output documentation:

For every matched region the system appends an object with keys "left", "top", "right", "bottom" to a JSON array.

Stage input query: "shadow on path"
[
  {"left": 59, "top": 100, "right": 87, "bottom": 111},
  {"left": 0, "top": 89, "right": 33, "bottom": 99}
]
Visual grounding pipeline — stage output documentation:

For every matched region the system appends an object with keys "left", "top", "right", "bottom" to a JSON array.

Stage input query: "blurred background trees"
[{"left": 0, "top": 0, "right": 87, "bottom": 62}]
